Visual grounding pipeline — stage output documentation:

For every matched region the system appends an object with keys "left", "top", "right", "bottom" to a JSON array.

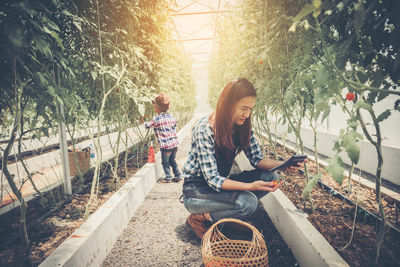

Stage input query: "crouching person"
[{"left": 181, "top": 78, "right": 302, "bottom": 239}]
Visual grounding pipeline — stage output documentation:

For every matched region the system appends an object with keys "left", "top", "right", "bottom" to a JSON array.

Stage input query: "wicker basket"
[
  {"left": 68, "top": 150, "right": 90, "bottom": 177},
  {"left": 202, "top": 218, "right": 268, "bottom": 267}
]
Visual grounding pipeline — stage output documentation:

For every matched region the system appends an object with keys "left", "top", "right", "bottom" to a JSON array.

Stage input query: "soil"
[
  {"left": 264, "top": 140, "right": 400, "bottom": 267},
  {"left": 245, "top": 206, "right": 298, "bottom": 267},
  {"left": 0, "top": 146, "right": 148, "bottom": 267}
]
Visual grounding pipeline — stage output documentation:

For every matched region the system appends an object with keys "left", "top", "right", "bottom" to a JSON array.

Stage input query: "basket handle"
[
  {"left": 202, "top": 218, "right": 265, "bottom": 247},
  {"left": 210, "top": 218, "right": 257, "bottom": 232}
]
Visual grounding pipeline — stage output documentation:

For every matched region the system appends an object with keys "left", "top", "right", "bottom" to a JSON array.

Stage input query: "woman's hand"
[
  {"left": 222, "top": 179, "right": 282, "bottom": 191},
  {"left": 248, "top": 180, "right": 284, "bottom": 192},
  {"left": 285, "top": 159, "right": 308, "bottom": 173},
  {"left": 257, "top": 157, "right": 308, "bottom": 173}
]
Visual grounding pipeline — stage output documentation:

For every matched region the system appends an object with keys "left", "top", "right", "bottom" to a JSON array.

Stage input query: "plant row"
[
  {"left": 209, "top": 0, "right": 399, "bottom": 264},
  {"left": 0, "top": 0, "right": 195, "bottom": 263}
]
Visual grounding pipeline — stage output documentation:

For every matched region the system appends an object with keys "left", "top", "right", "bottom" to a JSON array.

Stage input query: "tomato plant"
[
  {"left": 209, "top": 0, "right": 399, "bottom": 263},
  {"left": 0, "top": 0, "right": 195, "bottom": 263}
]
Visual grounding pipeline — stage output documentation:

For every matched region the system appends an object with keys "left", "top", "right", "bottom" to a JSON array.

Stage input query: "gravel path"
[
  {"left": 101, "top": 119, "right": 299, "bottom": 267},
  {"left": 102, "top": 127, "right": 203, "bottom": 267}
]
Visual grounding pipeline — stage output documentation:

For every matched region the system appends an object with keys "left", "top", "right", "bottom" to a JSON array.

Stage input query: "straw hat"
[{"left": 153, "top": 93, "right": 170, "bottom": 112}]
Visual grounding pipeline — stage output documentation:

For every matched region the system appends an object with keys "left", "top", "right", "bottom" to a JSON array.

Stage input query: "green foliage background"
[
  {"left": 209, "top": 0, "right": 399, "bottom": 181},
  {"left": 0, "top": 0, "right": 196, "bottom": 140}
]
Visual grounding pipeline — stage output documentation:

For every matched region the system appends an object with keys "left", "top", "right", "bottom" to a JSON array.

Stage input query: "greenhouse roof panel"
[{"left": 171, "top": 0, "right": 232, "bottom": 70}]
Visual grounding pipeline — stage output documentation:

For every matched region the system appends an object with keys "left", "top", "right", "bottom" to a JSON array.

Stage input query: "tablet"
[{"left": 269, "top": 155, "right": 307, "bottom": 172}]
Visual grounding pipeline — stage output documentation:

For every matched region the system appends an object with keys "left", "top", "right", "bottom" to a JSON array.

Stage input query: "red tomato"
[
  {"left": 259, "top": 59, "right": 263, "bottom": 65},
  {"left": 346, "top": 92, "right": 355, "bottom": 101}
]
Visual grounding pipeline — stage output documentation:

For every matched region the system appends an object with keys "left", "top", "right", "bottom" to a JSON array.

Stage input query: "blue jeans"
[
  {"left": 161, "top": 147, "right": 181, "bottom": 179},
  {"left": 183, "top": 170, "right": 278, "bottom": 221}
]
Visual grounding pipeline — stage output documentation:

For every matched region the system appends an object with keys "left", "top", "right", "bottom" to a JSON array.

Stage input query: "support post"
[{"left": 57, "top": 103, "right": 72, "bottom": 195}]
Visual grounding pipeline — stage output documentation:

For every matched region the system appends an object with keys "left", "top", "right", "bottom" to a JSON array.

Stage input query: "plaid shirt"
[
  {"left": 145, "top": 112, "right": 179, "bottom": 149},
  {"left": 182, "top": 116, "right": 264, "bottom": 192}
]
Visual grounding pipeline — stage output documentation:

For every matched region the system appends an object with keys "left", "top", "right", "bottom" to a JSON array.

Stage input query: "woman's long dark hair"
[{"left": 213, "top": 78, "right": 256, "bottom": 157}]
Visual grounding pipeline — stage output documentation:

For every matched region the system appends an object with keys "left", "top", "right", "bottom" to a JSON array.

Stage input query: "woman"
[{"left": 181, "top": 78, "right": 302, "bottom": 239}]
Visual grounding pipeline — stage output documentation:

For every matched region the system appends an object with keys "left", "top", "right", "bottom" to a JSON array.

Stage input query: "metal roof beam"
[
  {"left": 181, "top": 20, "right": 214, "bottom": 40},
  {"left": 171, "top": 10, "right": 229, "bottom": 16},
  {"left": 193, "top": 1, "right": 217, "bottom": 11},
  {"left": 172, "top": 37, "right": 216, "bottom": 42},
  {"left": 213, "top": 0, "right": 221, "bottom": 39},
  {"left": 174, "top": 0, "right": 202, "bottom": 13},
  {"left": 187, "top": 39, "right": 213, "bottom": 54}
]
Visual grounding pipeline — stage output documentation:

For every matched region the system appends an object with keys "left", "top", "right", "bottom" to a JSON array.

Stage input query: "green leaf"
[
  {"left": 327, "top": 78, "right": 340, "bottom": 93},
  {"left": 293, "top": 4, "right": 315, "bottom": 22},
  {"left": 377, "top": 91, "right": 389, "bottom": 102},
  {"left": 8, "top": 26, "right": 24, "bottom": 48},
  {"left": 284, "top": 88, "right": 296, "bottom": 105},
  {"left": 395, "top": 100, "right": 400, "bottom": 111},
  {"left": 138, "top": 103, "right": 145, "bottom": 116},
  {"left": 141, "top": 96, "right": 152, "bottom": 103},
  {"left": 49, "top": 31, "right": 64, "bottom": 50},
  {"left": 42, "top": 26, "right": 64, "bottom": 49},
  {"left": 91, "top": 71, "right": 98, "bottom": 80},
  {"left": 355, "top": 101, "right": 373, "bottom": 112},
  {"left": 29, "top": 54, "right": 41, "bottom": 64},
  {"left": 333, "top": 140, "right": 342, "bottom": 152},
  {"left": 17, "top": 2, "right": 35, "bottom": 16},
  {"left": 353, "top": 3, "right": 365, "bottom": 36},
  {"left": 42, "top": 26, "right": 52, "bottom": 35},
  {"left": 343, "top": 134, "right": 360, "bottom": 164},
  {"left": 36, "top": 72, "right": 48, "bottom": 87},
  {"left": 33, "top": 35, "right": 52, "bottom": 58},
  {"left": 302, "top": 173, "right": 322, "bottom": 200},
  {"left": 326, "top": 156, "right": 345, "bottom": 184},
  {"left": 45, "top": 19, "right": 60, "bottom": 32},
  {"left": 347, "top": 118, "right": 358, "bottom": 129},
  {"left": 81, "top": 101, "right": 89, "bottom": 116},
  {"left": 62, "top": 10, "right": 73, "bottom": 17},
  {"left": 371, "top": 70, "right": 384, "bottom": 87},
  {"left": 357, "top": 71, "right": 368, "bottom": 84},
  {"left": 42, "top": 127, "right": 49, "bottom": 137},
  {"left": 319, "top": 108, "right": 330, "bottom": 122},
  {"left": 376, "top": 109, "right": 391, "bottom": 123},
  {"left": 316, "top": 66, "right": 329, "bottom": 87},
  {"left": 73, "top": 21, "right": 82, "bottom": 32},
  {"left": 335, "top": 55, "right": 347, "bottom": 69},
  {"left": 47, "top": 85, "right": 56, "bottom": 96}
]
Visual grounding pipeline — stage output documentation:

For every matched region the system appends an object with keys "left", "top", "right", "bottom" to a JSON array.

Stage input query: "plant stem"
[
  {"left": 263, "top": 107, "right": 278, "bottom": 159},
  {"left": 2, "top": 60, "right": 31, "bottom": 263},
  {"left": 310, "top": 122, "right": 320, "bottom": 175},
  {"left": 112, "top": 119, "right": 122, "bottom": 187},
  {"left": 356, "top": 100, "right": 386, "bottom": 265},
  {"left": 124, "top": 128, "right": 129, "bottom": 176},
  {"left": 340, "top": 199, "right": 358, "bottom": 251},
  {"left": 348, "top": 162, "right": 355, "bottom": 193},
  {"left": 281, "top": 84, "right": 314, "bottom": 213}
]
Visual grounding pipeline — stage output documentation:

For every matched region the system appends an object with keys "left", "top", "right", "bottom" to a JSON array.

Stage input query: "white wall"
[{"left": 322, "top": 95, "right": 400, "bottom": 148}]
